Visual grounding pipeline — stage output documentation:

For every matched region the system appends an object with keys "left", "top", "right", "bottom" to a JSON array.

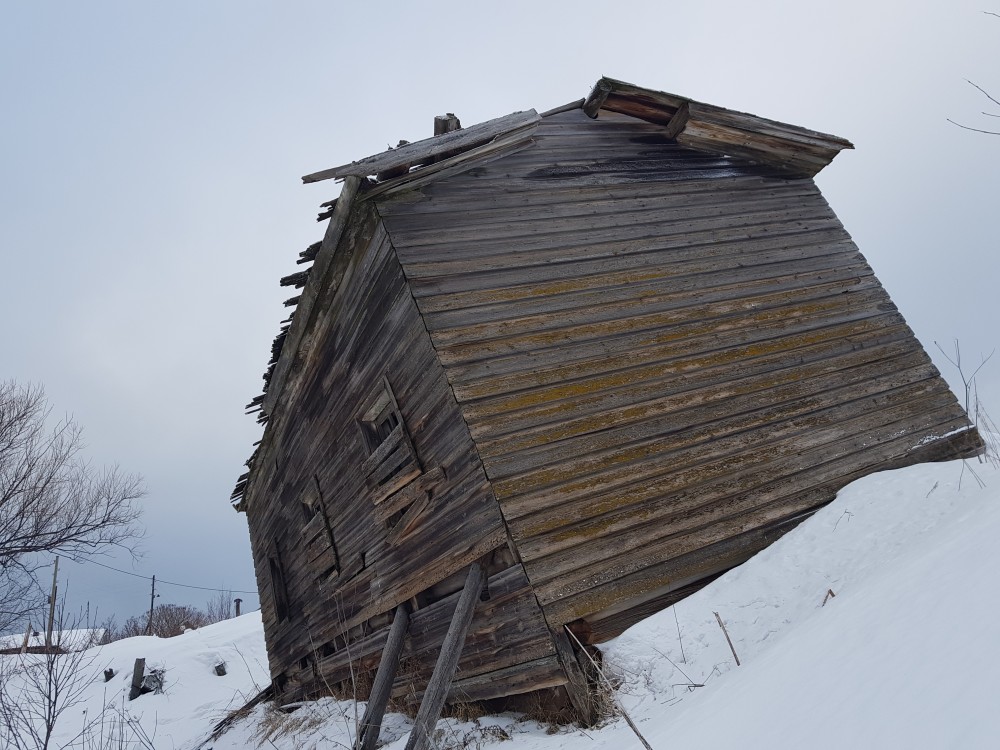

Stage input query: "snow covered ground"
[{"left": 4, "top": 455, "right": 998, "bottom": 749}]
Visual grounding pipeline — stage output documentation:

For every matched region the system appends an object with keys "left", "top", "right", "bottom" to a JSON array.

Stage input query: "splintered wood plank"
[
  {"left": 263, "top": 175, "right": 362, "bottom": 418},
  {"left": 374, "top": 467, "right": 445, "bottom": 522},
  {"left": 303, "top": 111, "right": 541, "bottom": 182},
  {"left": 362, "top": 134, "right": 537, "bottom": 200}
]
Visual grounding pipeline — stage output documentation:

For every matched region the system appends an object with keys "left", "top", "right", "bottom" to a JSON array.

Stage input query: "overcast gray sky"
[{"left": 2, "top": 0, "right": 997, "bottom": 625}]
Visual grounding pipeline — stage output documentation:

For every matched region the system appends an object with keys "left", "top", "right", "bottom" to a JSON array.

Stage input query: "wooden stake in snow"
[
  {"left": 128, "top": 658, "right": 146, "bottom": 701},
  {"left": 713, "top": 611, "right": 741, "bottom": 666},
  {"left": 822, "top": 589, "right": 837, "bottom": 606},
  {"left": 45, "top": 557, "right": 59, "bottom": 650},
  {"left": 673, "top": 606, "right": 686, "bottom": 664}
]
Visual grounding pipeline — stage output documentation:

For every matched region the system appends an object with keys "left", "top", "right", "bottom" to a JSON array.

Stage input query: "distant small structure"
[
  {"left": 232, "top": 78, "right": 982, "bottom": 725},
  {"left": 0, "top": 628, "right": 105, "bottom": 655}
]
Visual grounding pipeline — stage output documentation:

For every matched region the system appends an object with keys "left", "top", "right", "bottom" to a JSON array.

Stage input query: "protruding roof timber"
[
  {"left": 584, "top": 77, "right": 854, "bottom": 177},
  {"left": 302, "top": 78, "right": 853, "bottom": 188},
  {"left": 302, "top": 110, "right": 542, "bottom": 184}
]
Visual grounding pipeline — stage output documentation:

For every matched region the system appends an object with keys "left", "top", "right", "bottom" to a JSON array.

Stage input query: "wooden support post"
[
  {"left": 45, "top": 556, "right": 59, "bottom": 650},
  {"left": 549, "top": 627, "right": 596, "bottom": 726},
  {"left": 128, "top": 658, "right": 146, "bottom": 701},
  {"left": 355, "top": 604, "right": 410, "bottom": 750},
  {"left": 20, "top": 621, "right": 32, "bottom": 654},
  {"left": 404, "top": 563, "right": 485, "bottom": 750}
]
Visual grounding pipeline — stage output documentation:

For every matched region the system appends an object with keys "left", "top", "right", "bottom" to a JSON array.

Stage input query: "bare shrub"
[{"left": 117, "top": 604, "right": 210, "bottom": 639}]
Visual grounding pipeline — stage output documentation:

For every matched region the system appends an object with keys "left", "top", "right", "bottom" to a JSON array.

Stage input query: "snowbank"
[{"left": 5, "top": 457, "right": 998, "bottom": 750}]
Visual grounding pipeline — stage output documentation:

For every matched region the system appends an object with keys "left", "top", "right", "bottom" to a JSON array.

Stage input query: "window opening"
[
  {"left": 308, "top": 476, "right": 340, "bottom": 579},
  {"left": 359, "top": 377, "right": 422, "bottom": 506},
  {"left": 269, "top": 547, "right": 290, "bottom": 622},
  {"left": 358, "top": 376, "right": 444, "bottom": 545}
]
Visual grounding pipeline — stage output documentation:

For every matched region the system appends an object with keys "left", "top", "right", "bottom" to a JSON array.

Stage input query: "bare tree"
[
  {"left": 948, "top": 11, "right": 1000, "bottom": 135},
  {"left": 0, "top": 381, "right": 144, "bottom": 632},
  {"left": 205, "top": 589, "right": 234, "bottom": 623}
]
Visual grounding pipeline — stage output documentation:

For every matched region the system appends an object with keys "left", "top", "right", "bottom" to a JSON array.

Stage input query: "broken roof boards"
[{"left": 233, "top": 78, "right": 981, "bottom": 715}]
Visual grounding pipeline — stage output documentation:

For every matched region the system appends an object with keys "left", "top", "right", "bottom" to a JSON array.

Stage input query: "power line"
[{"left": 64, "top": 555, "right": 258, "bottom": 595}]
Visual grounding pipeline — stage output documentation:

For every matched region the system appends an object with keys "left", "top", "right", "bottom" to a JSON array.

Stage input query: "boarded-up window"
[
  {"left": 269, "top": 548, "right": 290, "bottom": 622},
  {"left": 358, "top": 377, "right": 445, "bottom": 544},
  {"left": 301, "top": 482, "right": 340, "bottom": 584},
  {"left": 359, "top": 377, "right": 421, "bottom": 506}
]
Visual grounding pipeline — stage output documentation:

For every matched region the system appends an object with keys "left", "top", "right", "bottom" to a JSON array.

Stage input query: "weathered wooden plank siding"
[
  {"left": 377, "top": 108, "right": 978, "bottom": 639},
  {"left": 302, "top": 564, "right": 562, "bottom": 705},
  {"left": 242, "top": 201, "right": 513, "bottom": 696}
]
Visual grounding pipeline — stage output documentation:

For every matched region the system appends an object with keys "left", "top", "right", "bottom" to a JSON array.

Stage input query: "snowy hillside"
[{"left": 4, "top": 456, "right": 998, "bottom": 749}]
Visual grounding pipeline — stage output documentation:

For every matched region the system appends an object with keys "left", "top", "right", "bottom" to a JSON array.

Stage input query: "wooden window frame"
[
  {"left": 269, "top": 544, "right": 291, "bottom": 623},
  {"left": 301, "top": 480, "right": 340, "bottom": 584},
  {"left": 357, "top": 376, "right": 443, "bottom": 543}
]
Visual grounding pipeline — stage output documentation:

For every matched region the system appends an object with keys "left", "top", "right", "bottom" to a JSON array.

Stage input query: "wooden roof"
[
  {"left": 584, "top": 77, "right": 853, "bottom": 177},
  {"left": 234, "top": 79, "right": 857, "bottom": 510},
  {"left": 301, "top": 77, "right": 852, "bottom": 188}
]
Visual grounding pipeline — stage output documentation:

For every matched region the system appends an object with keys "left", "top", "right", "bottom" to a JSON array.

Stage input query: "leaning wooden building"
[{"left": 232, "top": 78, "right": 982, "bottom": 727}]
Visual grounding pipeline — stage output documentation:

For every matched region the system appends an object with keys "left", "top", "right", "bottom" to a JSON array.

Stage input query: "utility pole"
[
  {"left": 145, "top": 575, "right": 157, "bottom": 636},
  {"left": 45, "top": 556, "right": 59, "bottom": 650}
]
